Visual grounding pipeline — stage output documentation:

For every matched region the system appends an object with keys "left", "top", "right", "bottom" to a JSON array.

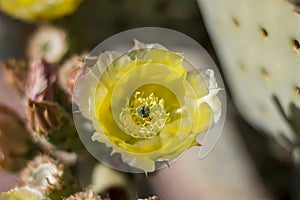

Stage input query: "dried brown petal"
[
  {"left": 27, "top": 99, "right": 62, "bottom": 138},
  {"left": 68, "top": 66, "right": 82, "bottom": 96}
]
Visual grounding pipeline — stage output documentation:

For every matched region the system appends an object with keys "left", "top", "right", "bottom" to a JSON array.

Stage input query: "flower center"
[{"left": 119, "top": 91, "right": 169, "bottom": 139}]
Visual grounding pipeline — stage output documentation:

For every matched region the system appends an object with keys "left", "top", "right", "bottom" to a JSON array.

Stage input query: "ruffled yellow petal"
[
  {"left": 186, "top": 70, "right": 209, "bottom": 98},
  {"left": 193, "top": 102, "right": 213, "bottom": 133},
  {"left": 130, "top": 48, "right": 185, "bottom": 75}
]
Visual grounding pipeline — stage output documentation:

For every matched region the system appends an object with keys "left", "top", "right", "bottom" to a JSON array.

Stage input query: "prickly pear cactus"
[{"left": 198, "top": 0, "right": 300, "bottom": 152}]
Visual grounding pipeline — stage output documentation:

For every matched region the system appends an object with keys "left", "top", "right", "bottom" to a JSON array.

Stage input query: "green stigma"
[{"left": 136, "top": 105, "right": 150, "bottom": 118}]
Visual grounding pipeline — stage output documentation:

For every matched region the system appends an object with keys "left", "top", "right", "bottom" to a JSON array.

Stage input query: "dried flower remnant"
[
  {"left": 58, "top": 54, "right": 87, "bottom": 96},
  {"left": 19, "top": 154, "right": 83, "bottom": 199},
  {"left": 0, "top": 104, "right": 29, "bottom": 170},
  {"left": 137, "top": 196, "right": 160, "bottom": 200},
  {"left": 26, "top": 59, "right": 56, "bottom": 102},
  {"left": 63, "top": 189, "right": 104, "bottom": 200},
  {"left": 26, "top": 59, "right": 62, "bottom": 137},
  {"left": 0, "top": 0, "right": 83, "bottom": 22},
  {"left": 27, "top": 100, "right": 62, "bottom": 137},
  {"left": 27, "top": 25, "right": 68, "bottom": 63},
  {"left": 0, "top": 186, "right": 47, "bottom": 200},
  {"left": 20, "top": 155, "right": 64, "bottom": 194},
  {"left": 74, "top": 41, "right": 222, "bottom": 172}
]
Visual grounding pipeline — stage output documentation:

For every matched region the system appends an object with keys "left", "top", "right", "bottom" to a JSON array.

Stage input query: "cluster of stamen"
[{"left": 119, "top": 91, "right": 169, "bottom": 138}]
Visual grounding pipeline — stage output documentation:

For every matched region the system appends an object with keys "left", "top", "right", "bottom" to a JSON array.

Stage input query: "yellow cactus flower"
[
  {"left": 0, "top": 186, "right": 47, "bottom": 200},
  {"left": 0, "top": 0, "right": 82, "bottom": 22},
  {"left": 74, "top": 41, "right": 222, "bottom": 172}
]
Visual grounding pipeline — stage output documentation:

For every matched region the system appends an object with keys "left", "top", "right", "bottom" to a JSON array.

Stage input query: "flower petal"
[{"left": 197, "top": 69, "right": 222, "bottom": 123}]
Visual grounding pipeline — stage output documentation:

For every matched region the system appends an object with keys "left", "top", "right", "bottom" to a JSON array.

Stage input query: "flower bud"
[
  {"left": 27, "top": 25, "right": 68, "bottom": 63},
  {"left": 26, "top": 59, "right": 56, "bottom": 102},
  {"left": 20, "top": 155, "right": 63, "bottom": 194},
  {"left": 58, "top": 54, "right": 87, "bottom": 97},
  {"left": 25, "top": 59, "right": 62, "bottom": 137},
  {"left": 27, "top": 99, "right": 62, "bottom": 137}
]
